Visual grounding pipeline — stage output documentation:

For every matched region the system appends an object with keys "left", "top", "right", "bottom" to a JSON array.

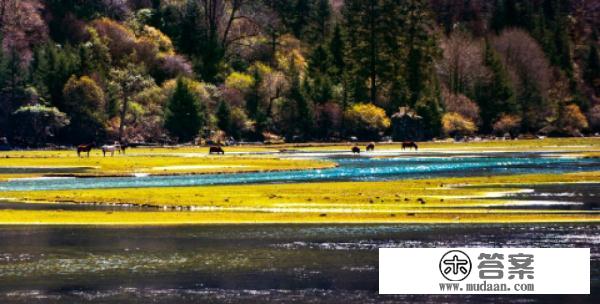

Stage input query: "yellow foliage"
[
  {"left": 442, "top": 112, "right": 477, "bottom": 136},
  {"left": 561, "top": 104, "right": 589, "bottom": 131},
  {"left": 141, "top": 25, "right": 175, "bottom": 54},
  {"left": 225, "top": 72, "right": 255, "bottom": 91},
  {"left": 344, "top": 103, "right": 391, "bottom": 133},
  {"left": 275, "top": 34, "right": 307, "bottom": 74}
]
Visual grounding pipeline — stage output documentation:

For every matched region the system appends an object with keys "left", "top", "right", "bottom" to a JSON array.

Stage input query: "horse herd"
[
  {"left": 76, "top": 142, "right": 224, "bottom": 157},
  {"left": 351, "top": 141, "right": 418, "bottom": 154},
  {"left": 76, "top": 142, "right": 128, "bottom": 157},
  {"left": 76, "top": 141, "right": 419, "bottom": 157}
]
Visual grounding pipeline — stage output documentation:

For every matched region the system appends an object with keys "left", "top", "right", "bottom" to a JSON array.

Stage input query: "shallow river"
[{"left": 2, "top": 152, "right": 600, "bottom": 192}]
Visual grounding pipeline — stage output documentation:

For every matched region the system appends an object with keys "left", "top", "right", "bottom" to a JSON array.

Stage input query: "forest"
[{"left": 0, "top": 0, "right": 598, "bottom": 146}]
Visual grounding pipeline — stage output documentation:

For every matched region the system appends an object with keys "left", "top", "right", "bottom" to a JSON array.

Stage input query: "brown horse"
[
  {"left": 352, "top": 146, "right": 361, "bottom": 154},
  {"left": 209, "top": 146, "right": 225, "bottom": 155},
  {"left": 402, "top": 141, "right": 418, "bottom": 151},
  {"left": 119, "top": 142, "right": 128, "bottom": 154},
  {"left": 77, "top": 143, "right": 94, "bottom": 157},
  {"left": 366, "top": 142, "right": 375, "bottom": 152}
]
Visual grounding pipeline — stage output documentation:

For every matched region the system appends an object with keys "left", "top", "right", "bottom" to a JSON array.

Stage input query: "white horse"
[{"left": 101, "top": 142, "right": 121, "bottom": 157}]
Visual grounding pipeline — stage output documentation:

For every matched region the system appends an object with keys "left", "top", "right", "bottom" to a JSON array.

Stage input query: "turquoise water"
[{"left": 1, "top": 152, "right": 600, "bottom": 191}]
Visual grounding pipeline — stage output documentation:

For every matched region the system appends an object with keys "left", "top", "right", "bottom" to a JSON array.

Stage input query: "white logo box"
[{"left": 379, "top": 248, "right": 590, "bottom": 295}]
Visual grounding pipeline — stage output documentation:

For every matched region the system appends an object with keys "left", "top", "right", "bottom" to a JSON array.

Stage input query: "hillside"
[{"left": 0, "top": 0, "right": 598, "bottom": 146}]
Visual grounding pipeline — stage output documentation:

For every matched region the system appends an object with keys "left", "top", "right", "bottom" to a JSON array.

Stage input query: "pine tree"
[
  {"left": 164, "top": 78, "right": 204, "bottom": 142},
  {"left": 403, "top": 0, "right": 440, "bottom": 106},
  {"left": 584, "top": 42, "right": 599, "bottom": 95},
  {"left": 329, "top": 24, "right": 345, "bottom": 81},
  {"left": 292, "top": 0, "right": 311, "bottom": 38},
  {"left": 312, "top": 0, "right": 332, "bottom": 41},
  {"left": 306, "top": 44, "right": 333, "bottom": 105},
  {"left": 285, "top": 63, "right": 314, "bottom": 140},
  {"left": 476, "top": 41, "right": 517, "bottom": 132},
  {"left": 216, "top": 100, "right": 233, "bottom": 136},
  {"left": 343, "top": 0, "right": 390, "bottom": 104},
  {"left": 246, "top": 68, "right": 263, "bottom": 120}
]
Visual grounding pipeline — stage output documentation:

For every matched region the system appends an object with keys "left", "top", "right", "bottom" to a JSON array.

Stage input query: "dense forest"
[{"left": 0, "top": 0, "right": 598, "bottom": 146}]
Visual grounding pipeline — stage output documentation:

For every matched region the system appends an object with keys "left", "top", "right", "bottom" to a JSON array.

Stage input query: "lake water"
[{"left": 0, "top": 224, "right": 597, "bottom": 304}]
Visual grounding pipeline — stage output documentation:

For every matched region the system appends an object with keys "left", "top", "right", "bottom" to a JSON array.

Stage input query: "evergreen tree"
[
  {"left": 329, "top": 24, "right": 345, "bottom": 81},
  {"left": 343, "top": 0, "right": 390, "bottom": 104},
  {"left": 246, "top": 68, "right": 263, "bottom": 121},
  {"left": 584, "top": 43, "right": 599, "bottom": 95},
  {"left": 216, "top": 100, "right": 233, "bottom": 136},
  {"left": 312, "top": 0, "right": 332, "bottom": 41},
  {"left": 476, "top": 41, "right": 517, "bottom": 132},
  {"left": 292, "top": 0, "right": 311, "bottom": 38},
  {"left": 415, "top": 74, "right": 443, "bottom": 139},
  {"left": 285, "top": 64, "right": 314, "bottom": 140},
  {"left": 164, "top": 78, "right": 204, "bottom": 142},
  {"left": 403, "top": 0, "right": 439, "bottom": 106},
  {"left": 306, "top": 44, "right": 333, "bottom": 105}
]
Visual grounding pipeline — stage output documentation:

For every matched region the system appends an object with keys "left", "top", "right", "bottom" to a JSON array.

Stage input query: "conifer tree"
[
  {"left": 216, "top": 100, "right": 233, "bottom": 136},
  {"left": 164, "top": 78, "right": 204, "bottom": 142},
  {"left": 476, "top": 41, "right": 517, "bottom": 132}
]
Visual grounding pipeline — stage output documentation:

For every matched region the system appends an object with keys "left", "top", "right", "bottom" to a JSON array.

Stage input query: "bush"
[
  {"left": 442, "top": 92, "right": 480, "bottom": 124},
  {"left": 344, "top": 103, "right": 391, "bottom": 140},
  {"left": 557, "top": 104, "right": 588, "bottom": 136},
  {"left": 442, "top": 112, "right": 477, "bottom": 137},
  {"left": 492, "top": 114, "right": 522, "bottom": 138},
  {"left": 11, "top": 106, "right": 70, "bottom": 146}
]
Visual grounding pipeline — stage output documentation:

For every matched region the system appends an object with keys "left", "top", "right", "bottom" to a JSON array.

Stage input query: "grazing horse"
[
  {"left": 366, "top": 142, "right": 375, "bottom": 152},
  {"left": 209, "top": 146, "right": 225, "bottom": 155},
  {"left": 118, "top": 142, "right": 128, "bottom": 154},
  {"left": 102, "top": 144, "right": 119, "bottom": 157},
  {"left": 402, "top": 141, "right": 418, "bottom": 151},
  {"left": 352, "top": 146, "right": 361, "bottom": 154},
  {"left": 77, "top": 143, "right": 94, "bottom": 157}
]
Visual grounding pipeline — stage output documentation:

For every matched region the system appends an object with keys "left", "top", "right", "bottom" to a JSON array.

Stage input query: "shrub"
[
  {"left": 492, "top": 114, "right": 522, "bottom": 138},
  {"left": 344, "top": 103, "right": 390, "bottom": 139},
  {"left": 11, "top": 105, "right": 70, "bottom": 146},
  {"left": 557, "top": 104, "right": 588, "bottom": 136},
  {"left": 441, "top": 112, "right": 477, "bottom": 137}
]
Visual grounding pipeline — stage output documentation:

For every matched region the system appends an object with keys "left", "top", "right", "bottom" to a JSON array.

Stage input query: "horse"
[
  {"left": 402, "top": 141, "right": 418, "bottom": 151},
  {"left": 117, "top": 142, "right": 128, "bottom": 154},
  {"left": 352, "top": 146, "right": 361, "bottom": 154},
  {"left": 102, "top": 144, "right": 119, "bottom": 157},
  {"left": 209, "top": 146, "right": 225, "bottom": 155},
  {"left": 366, "top": 142, "right": 375, "bottom": 152},
  {"left": 77, "top": 143, "right": 94, "bottom": 157}
]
